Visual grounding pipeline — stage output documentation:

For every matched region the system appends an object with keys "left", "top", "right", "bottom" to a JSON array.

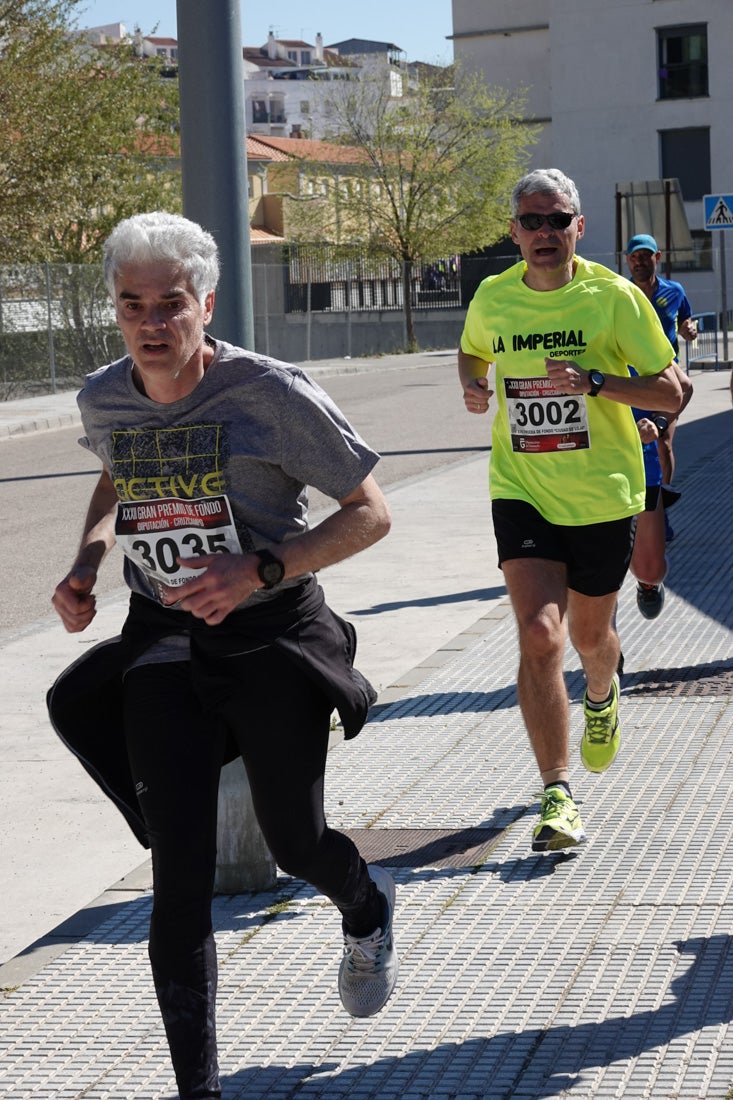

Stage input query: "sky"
[{"left": 75, "top": 0, "right": 454, "bottom": 64}]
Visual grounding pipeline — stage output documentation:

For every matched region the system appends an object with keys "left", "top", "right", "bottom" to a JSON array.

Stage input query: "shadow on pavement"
[
  {"left": 218, "top": 933, "right": 733, "bottom": 1099},
  {"left": 348, "top": 584, "right": 505, "bottom": 616}
]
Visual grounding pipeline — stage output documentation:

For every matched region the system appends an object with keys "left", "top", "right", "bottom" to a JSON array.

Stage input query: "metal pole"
[
  {"left": 176, "top": 1, "right": 273, "bottom": 892},
  {"left": 346, "top": 276, "right": 352, "bottom": 358},
  {"left": 44, "top": 263, "right": 57, "bottom": 395},
  {"left": 720, "top": 230, "right": 729, "bottom": 364},
  {"left": 664, "top": 180, "right": 672, "bottom": 280},
  {"left": 614, "top": 190, "right": 623, "bottom": 274},
  {"left": 260, "top": 262, "right": 270, "bottom": 357},
  {"left": 176, "top": 0, "right": 254, "bottom": 349}
]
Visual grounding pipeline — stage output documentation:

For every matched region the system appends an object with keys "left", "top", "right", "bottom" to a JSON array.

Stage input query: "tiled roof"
[
  {"left": 249, "top": 135, "right": 367, "bottom": 165},
  {"left": 327, "top": 38, "right": 402, "bottom": 53},
  {"left": 243, "top": 50, "right": 296, "bottom": 69},
  {"left": 249, "top": 226, "right": 285, "bottom": 243},
  {"left": 246, "top": 136, "right": 292, "bottom": 162}
]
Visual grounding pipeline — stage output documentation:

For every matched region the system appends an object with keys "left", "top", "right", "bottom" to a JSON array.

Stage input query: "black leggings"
[{"left": 123, "top": 648, "right": 378, "bottom": 1098}]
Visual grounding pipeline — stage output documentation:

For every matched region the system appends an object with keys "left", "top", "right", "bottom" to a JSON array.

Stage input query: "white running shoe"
[{"left": 338, "top": 864, "right": 398, "bottom": 1017}]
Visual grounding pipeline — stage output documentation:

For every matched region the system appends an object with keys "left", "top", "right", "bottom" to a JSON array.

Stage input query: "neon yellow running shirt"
[{"left": 460, "top": 256, "right": 674, "bottom": 525}]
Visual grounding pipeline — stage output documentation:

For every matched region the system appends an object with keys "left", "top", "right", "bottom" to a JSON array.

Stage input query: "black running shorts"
[{"left": 492, "top": 498, "right": 637, "bottom": 597}]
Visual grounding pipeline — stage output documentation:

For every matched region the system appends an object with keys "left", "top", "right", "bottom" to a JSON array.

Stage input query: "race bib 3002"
[{"left": 505, "top": 376, "right": 590, "bottom": 452}]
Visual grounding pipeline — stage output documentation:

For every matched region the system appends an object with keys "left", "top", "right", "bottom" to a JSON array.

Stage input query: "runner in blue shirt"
[
  {"left": 626, "top": 234, "right": 695, "bottom": 486},
  {"left": 626, "top": 235, "right": 696, "bottom": 612}
]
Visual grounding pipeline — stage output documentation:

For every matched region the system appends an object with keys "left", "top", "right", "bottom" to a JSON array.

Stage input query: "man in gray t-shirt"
[{"left": 50, "top": 212, "right": 398, "bottom": 1098}]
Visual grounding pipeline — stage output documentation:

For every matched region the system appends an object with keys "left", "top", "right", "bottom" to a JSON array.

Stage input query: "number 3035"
[{"left": 131, "top": 532, "right": 230, "bottom": 574}]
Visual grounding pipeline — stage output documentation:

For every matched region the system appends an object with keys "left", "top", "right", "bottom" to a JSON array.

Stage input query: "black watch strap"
[
  {"left": 255, "top": 548, "right": 285, "bottom": 590},
  {"left": 588, "top": 370, "right": 605, "bottom": 397}
]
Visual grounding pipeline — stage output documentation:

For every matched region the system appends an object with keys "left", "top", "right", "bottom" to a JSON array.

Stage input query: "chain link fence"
[
  {"left": 5, "top": 248, "right": 728, "bottom": 399},
  {"left": 0, "top": 264, "right": 125, "bottom": 400}
]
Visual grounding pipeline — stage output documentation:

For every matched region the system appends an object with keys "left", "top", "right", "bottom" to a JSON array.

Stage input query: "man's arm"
[
  {"left": 51, "top": 468, "right": 118, "bottom": 633},
  {"left": 677, "top": 316, "right": 698, "bottom": 342},
  {"left": 663, "top": 360, "right": 693, "bottom": 423},
  {"left": 278, "top": 473, "right": 391, "bottom": 579},
  {"left": 458, "top": 348, "right": 493, "bottom": 414},
  {"left": 160, "top": 474, "right": 392, "bottom": 627},
  {"left": 677, "top": 292, "right": 697, "bottom": 342},
  {"left": 543, "top": 359, "right": 683, "bottom": 414}
]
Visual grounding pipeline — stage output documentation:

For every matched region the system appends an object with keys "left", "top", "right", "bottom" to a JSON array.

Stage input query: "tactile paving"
[{"left": 0, "top": 437, "right": 731, "bottom": 1098}]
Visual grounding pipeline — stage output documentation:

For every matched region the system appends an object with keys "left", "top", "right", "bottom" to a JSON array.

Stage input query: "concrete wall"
[
  {"left": 247, "top": 245, "right": 465, "bottom": 360},
  {"left": 252, "top": 301, "right": 466, "bottom": 362}
]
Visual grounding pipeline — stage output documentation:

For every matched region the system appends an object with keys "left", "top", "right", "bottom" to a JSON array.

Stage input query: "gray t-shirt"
[{"left": 78, "top": 337, "right": 380, "bottom": 610}]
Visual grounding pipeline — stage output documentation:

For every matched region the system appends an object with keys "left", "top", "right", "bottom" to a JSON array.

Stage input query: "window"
[
  {"left": 657, "top": 24, "right": 708, "bottom": 99},
  {"left": 301, "top": 51, "right": 311, "bottom": 64},
  {"left": 252, "top": 99, "right": 268, "bottom": 124},
  {"left": 672, "top": 229, "right": 713, "bottom": 274},
  {"left": 659, "top": 127, "right": 710, "bottom": 201},
  {"left": 300, "top": 100, "right": 310, "bottom": 113},
  {"left": 287, "top": 50, "right": 297, "bottom": 62}
]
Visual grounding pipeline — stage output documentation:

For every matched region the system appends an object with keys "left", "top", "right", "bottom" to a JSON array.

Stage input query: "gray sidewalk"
[{"left": 1, "top": 365, "right": 732, "bottom": 1099}]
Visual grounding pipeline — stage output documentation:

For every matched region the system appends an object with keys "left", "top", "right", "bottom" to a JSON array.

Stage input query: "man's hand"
[
  {"left": 52, "top": 566, "right": 98, "bottom": 633},
  {"left": 678, "top": 317, "right": 698, "bottom": 342},
  {"left": 160, "top": 554, "right": 262, "bottom": 626},
  {"left": 543, "top": 357, "right": 590, "bottom": 394},
  {"left": 462, "top": 375, "right": 493, "bottom": 414},
  {"left": 635, "top": 416, "right": 660, "bottom": 445}
]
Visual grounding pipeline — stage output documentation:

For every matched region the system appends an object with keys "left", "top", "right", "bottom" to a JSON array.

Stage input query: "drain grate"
[
  {"left": 342, "top": 827, "right": 503, "bottom": 869},
  {"left": 624, "top": 659, "right": 733, "bottom": 698}
]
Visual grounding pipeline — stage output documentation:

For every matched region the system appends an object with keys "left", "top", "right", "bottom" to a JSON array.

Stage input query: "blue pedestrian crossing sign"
[{"left": 704, "top": 194, "right": 733, "bottom": 230}]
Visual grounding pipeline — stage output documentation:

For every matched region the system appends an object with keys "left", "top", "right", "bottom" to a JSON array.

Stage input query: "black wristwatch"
[
  {"left": 254, "top": 549, "right": 285, "bottom": 590},
  {"left": 587, "top": 369, "right": 606, "bottom": 397}
]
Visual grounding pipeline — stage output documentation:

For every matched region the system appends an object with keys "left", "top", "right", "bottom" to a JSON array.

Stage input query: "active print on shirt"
[{"left": 77, "top": 339, "right": 379, "bottom": 606}]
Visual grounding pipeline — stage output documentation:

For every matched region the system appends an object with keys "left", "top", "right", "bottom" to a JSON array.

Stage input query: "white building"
[
  {"left": 243, "top": 33, "right": 405, "bottom": 140},
  {"left": 82, "top": 23, "right": 177, "bottom": 66},
  {"left": 451, "top": 0, "right": 733, "bottom": 316}
]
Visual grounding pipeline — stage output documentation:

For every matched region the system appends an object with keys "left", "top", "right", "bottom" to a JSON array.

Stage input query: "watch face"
[
  {"left": 589, "top": 370, "right": 605, "bottom": 395},
  {"left": 257, "top": 552, "right": 285, "bottom": 588}
]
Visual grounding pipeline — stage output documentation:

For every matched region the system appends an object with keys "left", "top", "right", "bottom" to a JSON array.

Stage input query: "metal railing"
[{"left": 685, "top": 313, "right": 719, "bottom": 370}]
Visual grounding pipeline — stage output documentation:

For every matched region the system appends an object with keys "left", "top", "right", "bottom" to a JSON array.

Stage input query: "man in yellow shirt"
[{"left": 458, "top": 169, "right": 682, "bottom": 852}]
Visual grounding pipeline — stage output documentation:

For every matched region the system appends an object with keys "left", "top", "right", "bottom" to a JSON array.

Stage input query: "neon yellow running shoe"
[
  {"left": 531, "top": 786, "right": 587, "bottom": 852},
  {"left": 580, "top": 673, "right": 620, "bottom": 773}
]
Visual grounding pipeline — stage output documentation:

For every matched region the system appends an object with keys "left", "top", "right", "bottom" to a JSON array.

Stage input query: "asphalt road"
[{"left": 0, "top": 358, "right": 490, "bottom": 639}]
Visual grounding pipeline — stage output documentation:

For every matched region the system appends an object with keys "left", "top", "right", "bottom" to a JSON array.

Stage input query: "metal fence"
[
  {"left": 0, "top": 252, "right": 504, "bottom": 399},
  {"left": 284, "top": 249, "right": 464, "bottom": 314},
  {"left": 685, "top": 313, "right": 719, "bottom": 370},
  {"left": 3, "top": 255, "right": 729, "bottom": 399},
  {"left": 0, "top": 263, "right": 125, "bottom": 399}
]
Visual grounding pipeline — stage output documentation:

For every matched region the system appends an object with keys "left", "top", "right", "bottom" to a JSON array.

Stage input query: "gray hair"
[
  {"left": 510, "top": 169, "right": 581, "bottom": 217},
  {"left": 103, "top": 212, "right": 220, "bottom": 302}
]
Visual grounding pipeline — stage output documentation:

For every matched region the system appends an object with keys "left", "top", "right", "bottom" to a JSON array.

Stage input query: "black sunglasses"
[{"left": 516, "top": 212, "right": 578, "bottom": 231}]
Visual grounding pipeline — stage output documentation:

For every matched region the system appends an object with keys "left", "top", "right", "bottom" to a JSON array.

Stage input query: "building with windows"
[
  {"left": 451, "top": 0, "right": 733, "bottom": 314},
  {"left": 243, "top": 32, "right": 407, "bottom": 140},
  {"left": 83, "top": 23, "right": 177, "bottom": 63}
]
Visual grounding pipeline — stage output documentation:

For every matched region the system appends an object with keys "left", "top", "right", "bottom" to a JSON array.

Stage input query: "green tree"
[
  {"left": 0, "top": 0, "right": 181, "bottom": 264},
  {"left": 286, "top": 64, "right": 536, "bottom": 350}
]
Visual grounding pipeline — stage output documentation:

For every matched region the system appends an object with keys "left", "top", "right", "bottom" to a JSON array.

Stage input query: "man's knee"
[{"left": 518, "top": 611, "right": 564, "bottom": 661}]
